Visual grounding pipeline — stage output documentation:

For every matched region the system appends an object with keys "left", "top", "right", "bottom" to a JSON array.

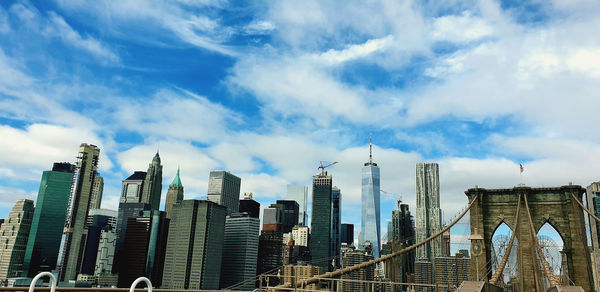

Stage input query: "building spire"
[
  {"left": 170, "top": 166, "right": 182, "bottom": 187},
  {"left": 369, "top": 133, "right": 373, "bottom": 164}
]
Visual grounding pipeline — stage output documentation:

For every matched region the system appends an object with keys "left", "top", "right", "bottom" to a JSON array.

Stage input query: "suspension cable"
[
  {"left": 571, "top": 193, "right": 600, "bottom": 222},
  {"left": 277, "top": 196, "right": 479, "bottom": 289},
  {"left": 490, "top": 194, "right": 521, "bottom": 285},
  {"left": 523, "top": 194, "right": 559, "bottom": 287}
]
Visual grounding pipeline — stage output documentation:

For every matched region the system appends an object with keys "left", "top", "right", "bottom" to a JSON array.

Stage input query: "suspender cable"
[{"left": 490, "top": 194, "right": 521, "bottom": 285}]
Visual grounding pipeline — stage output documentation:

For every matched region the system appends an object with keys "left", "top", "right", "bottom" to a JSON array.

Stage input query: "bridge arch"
[{"left": 465, "top": 185, "right": 593, "bottom": 291}]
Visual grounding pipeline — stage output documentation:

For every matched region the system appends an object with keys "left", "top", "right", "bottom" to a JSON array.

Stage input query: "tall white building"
[
  {"left": 415, "top": 163, "right": 442, "bottom": 262},
  {"left": 286, "top": 184, "right": 308, "bottom": 226},
  {"left": 292, "top": 225, "right": 309, "bottom": 247}
]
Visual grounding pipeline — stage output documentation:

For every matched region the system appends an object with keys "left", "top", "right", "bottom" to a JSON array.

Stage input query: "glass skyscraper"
[
  {"left": 286, "top": 184, "right": 308, "bottom": 226},
  {"left": 361, "top": 138, "right": 381, "bottom": 258},
  {"left": 310, "top": 173, "right": 333, "bottom": 272},
  {"left": 331, "top": 187, "right": 342, "bottom": 268},
  {"left": 207, "top": 170, "right": 241, "bottom": 215},
  {"left": 22, "top": 163, "right": 74, "bottom": 277}
]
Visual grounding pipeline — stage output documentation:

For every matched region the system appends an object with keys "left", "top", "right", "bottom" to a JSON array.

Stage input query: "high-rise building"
[
  {"left": 286, "top": 185, "right": 308, "bottom": 226},
  {"left": 22, "top": 163, "right": 74, "bottom": 277},
  {"left": 113, "top": 202, "right": 151, "bottom": 276},
  {"left": 434, "top": 253, "right": 470, "bottom": 288},
  {"left": 162, "top": 200, "right": 226, "bottom": 290},
  {"left": 310, "top": 171, "right": 333, "bottom": 272},
  {"left": 57, "top": 143, "right": 102, "bottom": 281},
  {"left": 390, "top": 201, "right": 415, "bottom": 284},
  {"left": 94, "top": 227, "right": 116, "bottom": 275},
  {"left": 341, "top": 224, "right": 354, "bottom": 245},
  {"left": 165, "top": 168, "right": 184, "bottom": 219},
  {"left": 120, "top": 171, "right": 147, "bottom": 203},
  {"left": 141, "top": 153, "right": 162, "bottom": 211},
  {"left": 340, "top": 246, "right": 374, "bottom": 292},
  {"left": 90, "top": 176, "right": 104, "bottom": 210},
  {"left": 361, "top": 137, "right": 381, "bottom": 259},
  {"left": 291, "top": 225, "right": 309, "bottom": 247},
  {"left": 263, "top": 205, "right": 283, "bottom": 232},
  {"left": 80, "top": 209, "right": 117, "bottom": 276},
  {"left": 207, "top": 171, "right": 241, "bottom": 215},
  {"left": 258, "top": 206, "right": 284, "bottom": 275},
  {"left": 331, "top": 186, "right": 342, "bottom": 268},
  {"left": 220, "top": 213, "right": 260, "bottom": 290},
  {"left": 276, "top": 200, "right": 299, "bottom": 233},
  {"left": 239, "top": 192, "right": 260, "bottom": 219},
  {"left": 415, "top": 260, "right": 433, "bottom": 290},
  {"left": 415, "top": 163, "right": 442, "bottom": 264},
  {"left": 0, "top": 200, "right": 34, "bottom": 281}
]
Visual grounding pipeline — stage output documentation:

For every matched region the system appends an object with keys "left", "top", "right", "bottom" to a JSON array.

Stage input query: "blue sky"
[{"left": 1, "top": 0, "right": 600, "bottom": 250}]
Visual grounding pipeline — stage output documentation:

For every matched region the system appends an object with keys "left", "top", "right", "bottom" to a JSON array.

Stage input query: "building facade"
[
  {"left": 332, "top": 186, "right": 342, "bottom": 268},
  {"left": 165, "top": 168, "right": 184, "bottom": 219},
  {"left": 120, "top": 171, "right": 147, "bottom": 203},
  {"left": 390, "top": 201, "right": 415, "bottom": 284},
  {"left": 239, "top": 192, "right": 260, "bottom": 219},
  {"left": 310, "top": 173, "right": 333, "bottom": 272},
  {"left": 275, "top": 200, "right": 299, "bottom": 233},
  {"left": 0, "top": 200, "right": 34, "bottom": 281},
  {"left": 207, "top": 170, "right": 241, "bottom": 215},
  {"left": 434, "top": 253, "right": 470, "bottom": 289},
  {"left": 341, "top": 223, "right": 354, "bottom": 245},
  {"left": 292, "top": 225, "right": 309, "bottom": 247},
  {"left": 162, "top": 200, "right": 226, "bottom": 290},
  {"left": 220, "top": 213, "right": 260, "bottom": 290},
  {"left": 57, "top": 143, "right": 102, "bottom": 281},
  {"left": 141, "top": 153, "right": 162, "bottom": 211},
  {"left": 361, "top": 140, "right": 381, "bottom": 259},
  {"left": 340, "top": 247, "right": 374, "bottom": 292},
  {"left": 587, "top": 181, "right": 600, "bottom": 290},
  {"left": 282, "top": 264, "right": 322, "bottom": 291},
  {"left": 415, "top": 163, "right": 442, "bottom": 263},
  {"left": 81, "top": 209, "right": 117, "bottom": 276},
  {"left": 286, "top": 184, "right": 308, "bottom": 226},
  {"left": 90, "top": 176, "right": 104, "bottom": 210},
  {"left": 94, "top": 228, "right": 116, "bottom": 275},
  {"left": 22, "top": 163, "right": 74, "bottom": 277}
]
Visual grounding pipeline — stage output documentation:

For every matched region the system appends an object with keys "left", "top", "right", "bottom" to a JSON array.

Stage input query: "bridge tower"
[{"left": 466, "top": 185, "right": 594, "bottom": 291}]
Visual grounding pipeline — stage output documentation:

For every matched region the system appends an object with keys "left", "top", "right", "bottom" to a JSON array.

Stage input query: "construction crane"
[
  {"left": 380, "top": 189, "right": 402, "bottom": 202},
  {"left": 317, "top": 161, "right": 338, "bottom": 176}
]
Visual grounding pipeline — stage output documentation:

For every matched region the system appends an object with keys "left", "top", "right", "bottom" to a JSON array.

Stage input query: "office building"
[
  {"left": 22, "top": 163, "right": 74, "bottom": 277},
  {"left": 162, "top": 200, "right": 226, "bottom": 290},
  {"left": 257, "top": 231, "right": 283, "bottom": 275},
  {"left": 415, "top": 260, "right": 433, "bottom": 290},
  {"left": 220, "top": 213, "right": 260, "bottom": 290},
  {"left": 239, "top": 192, "right": 260, "bottom": 219},
  {"left": 94, "top": 227, "right": 116, "bottom": 275},
  {"left": 415, "top": 163, "right": 442, "bottom": 263},
  {"left": 282, "top": 264, "right": 322, "bottom": 291},
  {"left": 90, "top": 176, "right": 104, "bottom": 210},
  {"left": 390, "top": 201, "right": 415, "bottom": 284},
  {"left": 276, "top": 200, "right": 299, "bottom": 233},
  {"left": 361, "top": 138, "right": 381, "bottom": 259},
  {"left": 57, "top": 143, "right": 102, "bottom": 281},
  {"left": 263, "top": 205, "right": 283, "bottom": 232},
  {"left": 292, "top": 225, "right": 309, "bottom": 247},
  {"left": 112, "top": 202, "right": 151, "bottom": 275},
  {"left": 0, "top": 200, "right": 34, "bottom": 281},
  {"left": 332, "top": 186, "right": 342, "bottom": 268},
  {"left": 141, "top": 153, "right": 162, "bottom": 211},
  {"left": 286, "top": 185, "right": 308, "bottom": 226},
  {"left": 207, "top": 171, "right": 241, "bottom": 215},
  {"left": 81, "top": 209, "right": 117, "bottom": 276},
  {"left": 165, "top": 168, "right": 184, "bottom": 219},
  {"left": 434, "top": 253, "right": 470, "bottom": 288},
  {"left": 340, "top": 247, "right": 374, "bottom": 292},
  {"left": 120, "top": 171, "right": 147, "bottom": 203},
  {"left": 310, "top": 171, "right": 333, "bottom": 272},
  {"left": 341, "top": 223, "right": 354, "bottom": 245}
]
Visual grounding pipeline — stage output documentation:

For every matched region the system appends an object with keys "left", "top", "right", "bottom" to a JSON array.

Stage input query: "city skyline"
[{"left": 1, "top": 0, "right": 600, "bottom": 249}]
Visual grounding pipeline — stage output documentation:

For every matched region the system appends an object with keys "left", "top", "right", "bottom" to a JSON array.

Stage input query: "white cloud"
[
  {"left": 431, "top": 11, "right": 494, "bottom": 43},
  {"left": 567, "top": 48, "right": 600, "bottom": 78},
  {"left": 316, "top": 35, "right": 394, "bottom": 65},
  {"left": 244, "top": 20, "right": 276, "bottom": 35},
  {"left": 0, "top": 187, "right": 36, "bottom": 208}
]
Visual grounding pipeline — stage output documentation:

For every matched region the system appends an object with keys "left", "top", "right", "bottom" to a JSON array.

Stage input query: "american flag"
[{"left": 520, "top": 164, "right": 524, "bottom": 173}]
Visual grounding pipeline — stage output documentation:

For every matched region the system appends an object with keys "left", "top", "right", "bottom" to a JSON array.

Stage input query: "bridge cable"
[
  {"left": 523, "top": 194, "right": 559, "bottom": 287},
  {"left": 571, "top": 193, "right": 600, "bottom": 222},
  {"left": 276, "top": 196, "right": 479, "bottom": 289},
  {"left": 490, "top": 194, "right": 522, "bottom": 285}
]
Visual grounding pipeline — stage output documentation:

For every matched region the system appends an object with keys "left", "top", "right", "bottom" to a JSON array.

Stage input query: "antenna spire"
[{"left": 369, "top": 133, "right": 373, "bottom": 164}]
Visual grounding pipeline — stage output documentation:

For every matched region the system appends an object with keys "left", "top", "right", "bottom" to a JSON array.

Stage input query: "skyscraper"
[
  {"left": 112, "top": 202, "right": 151, "bottom": 275},
  {"left": 239, "top": 192, "right": 260, "bottom": 219},
  {"left": 57, "top": 143, "right": 102, "bottom": 281},
  {"left": 220, "top": 213, "right": 260, "bottom": 290},
  {"left": 331, "top": 186, "right": 342, "bottom": 268},
  {"left": 165, "top": 168, "right": 184, "bottom": 219},
  {"left": 94, "top": 227, "right": 116, "bottom": 275},
  {"left": 361, "top": 137, "right": 381, "bottom": 258},
  {"left": 80, "top": 209, "right": 117, "bottom": 276},
  {"left": 90, "top": 176, "right": 104, "bottom": 210},
  {"left": 286, "top": 185, "right": 308, "bottom": 226},
  {"left": 141, "top": 153, "right": 162, "bottom": 211},
  {"left": 341, "top": 224, "right": 354, "bottom": 245},
  {"left": 310, "top": 171, "right": 333, "bottom": 272},
  {"left": 275, "top": 200, "right": 299, "bottom": 233},
  {"left": 390, "top": 200, "right": 415, "bottom": 284},
  {"left": 0, "top": 200, "right": 34, "bottom": 281},
  {"left": 120, "top": 171, "right": 146, "bottom": 203},
  {"left": 22, "top": 163, "right": 74, "bottom": 277},
  {"left": 258, "top": 206, "right": 284, "bottom": 275},
  {"left": 415, "top": 163, "right": 442, "bottom": 262},
  {"left": 207, "top": 171, "right": 241, "bottom": 215},
  {"left": 162, "top": 200, "right": 226, "bottom": 290}
]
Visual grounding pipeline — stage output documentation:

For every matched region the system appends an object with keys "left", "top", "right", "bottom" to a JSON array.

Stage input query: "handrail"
[
  {"left": 129, "top": 277, "right": 152, "bottom": 292},
  {"left": 29, "top": 272, "right": 56, "bottom": 292},
  {"left": 490, "top": 194, "right": 521, "bottom": 285},
  {"left": 279, "top": 196, "right": 478, "bottom": 289}
]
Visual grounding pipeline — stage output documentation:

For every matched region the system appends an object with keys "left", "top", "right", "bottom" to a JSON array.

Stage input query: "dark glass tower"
[
  {"left": 275, "top": 200, "right": 299, "bottom": 233},
  {"left": 310, "top": 172, "right": 333, "bottom": 272},
  {"left": 341, "top": 223, "right": 354, "bottom": 245},
  {"left": 22, "top": 163, "right": 74, "bottom": 277},
  {"left": 239, "top": 192, "right": 260, "bottom": 219}
]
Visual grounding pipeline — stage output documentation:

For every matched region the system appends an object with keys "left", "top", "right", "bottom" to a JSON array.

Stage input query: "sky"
[{"left": 1, "top": 0, "right": 599, "bottom": 252}]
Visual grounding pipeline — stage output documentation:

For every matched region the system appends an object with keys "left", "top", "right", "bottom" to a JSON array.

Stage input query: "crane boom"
[{"left": 317, "top": 161, "right": 338, "bottom": 176}]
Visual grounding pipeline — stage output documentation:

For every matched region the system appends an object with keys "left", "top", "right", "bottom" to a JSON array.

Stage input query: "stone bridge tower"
[{"left": 465, "top": 185, "right": 593, "bottom": 291}]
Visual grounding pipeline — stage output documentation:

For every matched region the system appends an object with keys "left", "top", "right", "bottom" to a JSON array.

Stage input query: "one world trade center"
[{"left": 361, "top": 135, "right": 381, "bottom": 258}]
